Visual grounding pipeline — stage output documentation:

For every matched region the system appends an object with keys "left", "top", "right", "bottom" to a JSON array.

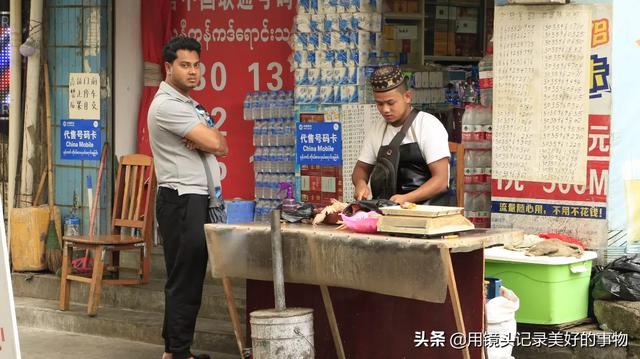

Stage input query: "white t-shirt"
[{"left": 358, "top": 110, "right": 450, "bottom": 168}]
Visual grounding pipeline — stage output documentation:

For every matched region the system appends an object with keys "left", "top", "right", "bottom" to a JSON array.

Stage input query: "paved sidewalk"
[{"left": 18, "top": 327, "right": 224, "bottom": 359}]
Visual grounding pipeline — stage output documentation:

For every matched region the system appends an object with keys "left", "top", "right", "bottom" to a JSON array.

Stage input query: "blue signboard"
[
  {"left": 296, "top": 122, "right": 342, "bottom": 165},
  {"left": 60, "top": 119, "right": 101, "bottom": 160}
]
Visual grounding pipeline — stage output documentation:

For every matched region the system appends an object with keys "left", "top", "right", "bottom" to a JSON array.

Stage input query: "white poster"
[
  {"left": 341, "top": 104, "right": 383, "bottom": 201},
  {"left": 68, "top": 73, "right": 100, "bottom": 120},
  {"left": 493, "top": 5, "right": 592, "bottom": 185},
  {"left": 0, "top": 195, "right": 21, "bottom": 358}
]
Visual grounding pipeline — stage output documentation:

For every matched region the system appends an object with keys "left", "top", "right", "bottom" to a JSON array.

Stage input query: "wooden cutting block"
[
  {"left": 377, "top": 213, "right": 474, "bottom": 236},
  {"left": 379, "top": 204, "right": 464, "bottom": 217}
]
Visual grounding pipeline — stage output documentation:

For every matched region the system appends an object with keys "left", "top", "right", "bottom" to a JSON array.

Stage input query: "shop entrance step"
[
  {"left": 11, "top": 272, "right": 245, "bottom": 321},
  {"left": 15, "top": 297, "right": 239, "bottom": 356}
]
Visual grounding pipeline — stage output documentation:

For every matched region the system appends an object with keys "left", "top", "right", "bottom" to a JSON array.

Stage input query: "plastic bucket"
[
  {"left": 250, "top": 308, "right": 314, "bottom": 359},
  {"left": 226, "top": 200, "right": 255, "bottom": 224}
]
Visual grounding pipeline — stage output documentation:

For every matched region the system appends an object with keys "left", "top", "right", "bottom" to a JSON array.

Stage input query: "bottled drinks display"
[
  {"left": 478, "top": 47, "right": 493, "bottom": 107},
  {"left": 244, "top": 91, "right": 296, "bottom": 222},
  {"left": 461, "top": 104, "right": 492, "bottom": 228}
]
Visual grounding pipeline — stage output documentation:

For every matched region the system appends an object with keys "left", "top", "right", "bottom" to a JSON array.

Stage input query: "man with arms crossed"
[{"left": 148, "top": 36, "right": 228, "bottom": 359}]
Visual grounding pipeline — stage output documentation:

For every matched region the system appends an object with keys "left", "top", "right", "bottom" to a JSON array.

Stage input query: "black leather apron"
[
  {"left": 397, "top": 140, "right": 430, "bottom": 194},
  {"left": 372, "top": 124, "right": 447, "bottom": 205}
]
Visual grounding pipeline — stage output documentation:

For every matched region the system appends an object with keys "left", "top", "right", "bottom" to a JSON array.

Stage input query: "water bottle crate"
[{"left": 254, "top": 171, "right": 296, "bottom": 175}]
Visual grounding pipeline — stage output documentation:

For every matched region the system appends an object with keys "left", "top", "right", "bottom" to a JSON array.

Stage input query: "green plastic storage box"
[{"left": 484, "top": 246, "right": 597, "bottom": 325}]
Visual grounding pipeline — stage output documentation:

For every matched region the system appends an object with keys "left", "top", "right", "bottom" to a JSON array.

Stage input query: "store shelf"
[
  {"left": 424, "top": 55, "right": 482, "bottom": 62},
  {"left": 425, "top": 0, "right": 482, "bottom": 6},
  {"left": 384, "top": 13, "right": 423, "bottom": 21}
]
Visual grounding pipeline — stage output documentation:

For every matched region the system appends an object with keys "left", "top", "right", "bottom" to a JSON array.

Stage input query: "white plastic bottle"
[
  {"left": 288, "top": 119, "right": 296, "bottom": 145},
  {"left": 275, "top": 148, "right": 283, "bottom": 174},
  {"left": 265, "top": 119, "right": 274, "bottom": 147},
  {"left": 256, "top": 173, "right": 265, "bottom": 198},
  {"left": 243, "top": 92, "right": 253, "bottom": 121},
  {"left": 267, "top": 92, "right": 277, "bottom": 120},
  {"left": 251, "top": 92, "right": 261, "bottom": 120},
  {"left": 475, "top": 192, "right": 489, "bottom": 228},
  {"left": 464, "top": 149, "right": 474, "bottom": 191},
  {"left": 479, "top": 45, "right": 493, "bottom": 107},
  {"left": 286, "top": 90, "right": 295, "bottom": 118},
  {"left": 253, "top": 148, "right": 259, "bottom": 173},
  {"left": 275, "top": 118, "right": 285, "bottom": 146},
  {"left": 464, "top": 192, "right": 476, "bottom": 220},
  {"left": 461, "top": 104, "right": 474, "bottom": 149},
  {"left": 253, "top": 121, "right": 260, "bottom": 147}
]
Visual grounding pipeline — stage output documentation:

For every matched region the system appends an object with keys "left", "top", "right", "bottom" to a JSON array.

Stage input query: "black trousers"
[{"left": 156, "top": 187, "right": 209, "bottom": 359}]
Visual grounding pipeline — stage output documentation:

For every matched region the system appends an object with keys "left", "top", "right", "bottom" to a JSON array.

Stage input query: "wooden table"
[{"left": 205, "top": 224, "right": 522, "bottom": 359}]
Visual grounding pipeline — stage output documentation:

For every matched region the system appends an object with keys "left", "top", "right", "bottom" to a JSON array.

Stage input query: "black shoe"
[{"left": 190, "top": 353, "right": 211, "bottom": 359}]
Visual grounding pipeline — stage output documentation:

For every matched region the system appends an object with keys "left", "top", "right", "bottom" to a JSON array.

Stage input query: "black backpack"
[{"left": 370, "top": 109, "right": 419, "bottom": 199}]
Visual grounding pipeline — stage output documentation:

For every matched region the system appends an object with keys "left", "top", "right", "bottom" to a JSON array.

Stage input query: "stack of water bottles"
[
  {"left": 292, "top": 0, "right": 382, "bottom": 104},
  {"left": 244, "top": 91, "right": 297, "bottom": 222},
  {"left": 461, "top": 104, "right": 492, "bottom": 228}
]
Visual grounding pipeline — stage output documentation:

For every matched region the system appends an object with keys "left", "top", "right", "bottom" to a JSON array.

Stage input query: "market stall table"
[{"left": 204, "top": 223, "right": 522, "bottom": 359}]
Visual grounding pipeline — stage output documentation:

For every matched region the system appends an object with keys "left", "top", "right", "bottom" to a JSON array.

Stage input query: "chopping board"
[{"left": 379, "top": 205, "right": 464, "bottom": 218}]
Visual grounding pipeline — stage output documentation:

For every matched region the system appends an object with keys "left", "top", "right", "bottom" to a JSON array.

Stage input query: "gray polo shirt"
[{"left": 147, "top": 81, "right": 222, "bottom": 196}]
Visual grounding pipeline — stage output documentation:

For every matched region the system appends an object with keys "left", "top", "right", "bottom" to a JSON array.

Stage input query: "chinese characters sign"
[
  {"left": 60, "top": 120, "right": 102, "bottom": 160},
  {"left": 296, "top": 122, "right": 342, "bottom": 165},
  {"left": 493, "top": 5, "right": 591, "bottom": 185},
  {"left": 69, "top": 73, "right": 100, "bottom": 119},
  {"left": 172, "top": 0, "right": 295, "bottom": 198},
  {"left": 491, "top": 4, "right": 612, "bottom": 250}
]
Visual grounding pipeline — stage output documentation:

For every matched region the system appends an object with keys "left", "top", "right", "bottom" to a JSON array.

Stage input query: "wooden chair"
[
  {"left": 59, "top": 154, "right": 156, "bottom": 316},
  {"left": 449, "top": 142, "right": 465, "bottom": 207}
]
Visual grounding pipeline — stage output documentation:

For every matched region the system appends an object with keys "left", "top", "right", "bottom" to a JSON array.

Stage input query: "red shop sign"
[{"left": 172, "top": 1, "right": 295, "bottom": 198}]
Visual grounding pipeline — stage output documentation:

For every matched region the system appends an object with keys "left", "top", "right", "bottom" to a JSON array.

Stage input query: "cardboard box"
[
  {"left": 321, "top": 176, "right": 337, "bottom": 192},
  {"left": 455, "top": 33, "right": 478, "bottom": 56},
  {"left": 302, "top": 191, "right": 322, "bottom": 205},
  {"left": 456, "top": 19, "right": 478, "bottom": 34},
  {"left": 401, "top": 39, "right": 411, "bottom": 53},
  {"left": 434, "top": 19, "right": 449, "bottom": 33},
  {"left": 393, "top": 0, "right": 407, "bottom": 12},
  {"left": 382, "top": 39, "right": 398, "bottom": 52},
  {"left": 435, "top": 6, "right": 449, "bottom": 19},
  {"left": 382, "top": 24, "right": 396, "bottom": 40},
  {"left": 434, "top": 32, "right": 455, "bottom": 56},
  {"left": 395, "top": 25, "right": 418, "bottom": 40},
  {"left": 406, "top": 0, "right": 418, "bottom": 13}
]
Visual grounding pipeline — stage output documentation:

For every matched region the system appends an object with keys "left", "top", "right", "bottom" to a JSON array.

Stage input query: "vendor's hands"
[
  {"left": 354, "top": 183, "right": 371, "bottom": 201},
  {"left": 182, "top": 138, "right": 198, "bottom": 151},
  {"left": 390, "top": 194, "right": 409, "bottom": 204}
]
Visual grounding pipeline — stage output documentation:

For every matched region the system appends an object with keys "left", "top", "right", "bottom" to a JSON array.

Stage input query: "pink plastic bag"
[{"left": 339, "top": 211, "right": 380, "bottom": 233}]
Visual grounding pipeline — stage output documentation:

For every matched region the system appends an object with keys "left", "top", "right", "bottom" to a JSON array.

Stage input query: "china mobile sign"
[{"left": 172, "top": 0, "right": 295, "bottom": 198}]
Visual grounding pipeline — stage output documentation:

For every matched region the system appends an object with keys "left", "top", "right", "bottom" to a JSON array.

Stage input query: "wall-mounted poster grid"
[{"left": 491, "top": 3, "right": 611, "bottom": 261}]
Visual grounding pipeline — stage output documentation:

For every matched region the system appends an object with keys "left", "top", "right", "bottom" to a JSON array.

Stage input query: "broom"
[{"left": 44, "top": 64, "right": 62, "bottom": 273}]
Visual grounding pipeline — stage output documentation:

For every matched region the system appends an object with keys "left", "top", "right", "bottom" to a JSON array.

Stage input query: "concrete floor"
[{"left": 18, "top": 327, "right": 221, "bottom": 359}]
